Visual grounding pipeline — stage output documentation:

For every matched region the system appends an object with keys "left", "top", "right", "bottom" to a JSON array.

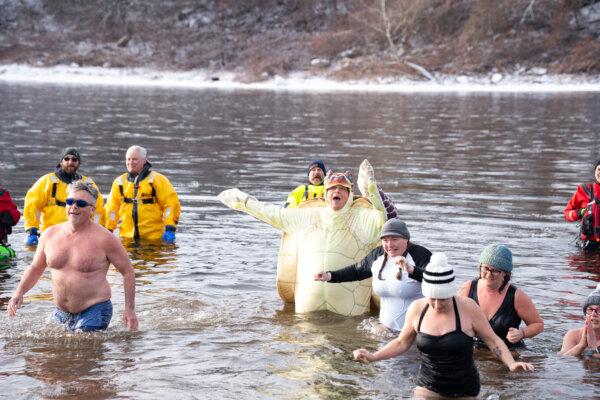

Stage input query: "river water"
[{"left": 0, "top": 82, "right": 599, "bottom": 399}]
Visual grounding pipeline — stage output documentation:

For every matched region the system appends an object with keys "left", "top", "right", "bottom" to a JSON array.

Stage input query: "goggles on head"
[{"left": 324, "top": 171, "right": 353, "bottom": 190}]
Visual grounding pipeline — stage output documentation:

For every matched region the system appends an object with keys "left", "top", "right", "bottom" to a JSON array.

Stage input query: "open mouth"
[{"left": 332, "top": 194, "right": 341, "bottom": 201}]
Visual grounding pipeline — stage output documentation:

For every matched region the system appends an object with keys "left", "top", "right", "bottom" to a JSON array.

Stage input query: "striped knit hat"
[{"left": 421, "top": 253, "right": 456, "bottom": 299}]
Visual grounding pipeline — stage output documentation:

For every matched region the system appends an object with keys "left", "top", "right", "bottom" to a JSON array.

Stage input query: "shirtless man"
[{"left": 7, "top": 180, "right": 138, "bottom": 332}]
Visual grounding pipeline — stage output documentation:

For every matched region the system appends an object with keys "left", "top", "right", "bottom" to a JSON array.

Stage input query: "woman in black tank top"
[
  {"left": 458, "top": 244, "right": 544, "bottom": 347},
  {"left": 352, "top": 253, "right": 535, "bottom": 399}
]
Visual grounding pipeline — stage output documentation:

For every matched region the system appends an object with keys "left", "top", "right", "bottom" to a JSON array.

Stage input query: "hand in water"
[
  {"left": 509, "top": 361, "right": 535, "bottom": 372},
  {"left": 353, "top": 348, "right": 374, "bottom": 362}
]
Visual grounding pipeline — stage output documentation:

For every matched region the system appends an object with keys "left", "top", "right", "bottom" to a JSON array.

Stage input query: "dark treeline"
[{"left": 0, "top": 0, "right": 599, "bottom": 80}]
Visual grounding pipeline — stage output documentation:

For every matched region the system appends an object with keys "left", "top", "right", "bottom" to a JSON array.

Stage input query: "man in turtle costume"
[{"left": 218, "top": 160, "right": 388, "bottom": 316}]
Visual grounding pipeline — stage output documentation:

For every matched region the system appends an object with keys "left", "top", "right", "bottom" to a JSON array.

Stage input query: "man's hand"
[
  {"left": 7, "top": 293, "right": 23, "bottom": 317},
  {"left": 217, "top": 188, "right": 251, "bottom": 210},
  {"left": 25, "top": 228, "right": 39, "bottom": 246},
  {"left": 162, "top": 225, "right": 176, "bottom": 244},
  {"left": 123, "top": 308, "right": 139, "bottom": 331},
  {"left": 353, "top": 348, "right": 375, "bottom": 362}
]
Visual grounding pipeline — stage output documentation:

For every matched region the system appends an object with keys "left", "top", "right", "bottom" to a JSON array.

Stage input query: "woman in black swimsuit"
[{"left": 353, "top": 253, "right": 534, "bottom": 399}]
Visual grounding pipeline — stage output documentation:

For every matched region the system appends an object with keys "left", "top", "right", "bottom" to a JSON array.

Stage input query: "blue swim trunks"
[{"left": 53, "top": 300, "right": 113, "bottom": 332}]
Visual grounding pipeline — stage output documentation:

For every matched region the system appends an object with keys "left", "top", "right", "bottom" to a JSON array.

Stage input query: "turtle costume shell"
[{"left": 218, "top": 160, "right": 387, "bottom": 316}]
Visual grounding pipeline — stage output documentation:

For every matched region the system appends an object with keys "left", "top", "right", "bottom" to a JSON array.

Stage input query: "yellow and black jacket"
[
  {"left": 24, "top": 168, "right": 104, "bottom": 232},
  {"left": 104, "top": 163, "right": 180, "bottom": 241}
]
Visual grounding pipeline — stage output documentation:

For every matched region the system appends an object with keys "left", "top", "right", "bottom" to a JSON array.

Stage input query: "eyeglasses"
[
  {"left": 480, "top": 265, "right": 503, "bottom": 277},
  {"left": 63, "top": 157, "right": 79, "bottom": 162},
  {"left": 66, "top": 198, "right": 92, "bottom": 208},
  {"left": 586, "top": 306, "right": 600, "bottom": 316}
]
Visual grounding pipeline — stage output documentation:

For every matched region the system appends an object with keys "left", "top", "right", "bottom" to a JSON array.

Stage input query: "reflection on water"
[{"left": 1, "top": 82, "right": 600, "bottom": 398}]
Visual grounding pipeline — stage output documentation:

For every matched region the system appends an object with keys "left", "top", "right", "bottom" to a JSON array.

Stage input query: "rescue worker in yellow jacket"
[
  {"left": 24, "top": 148, "right": 104, "bottom": 246},
  {"left": 284, "top": 160, "right": 326, "bottom": 208},
  {"left": 104, "top": 145, "right": 181, "bottom": 243}
]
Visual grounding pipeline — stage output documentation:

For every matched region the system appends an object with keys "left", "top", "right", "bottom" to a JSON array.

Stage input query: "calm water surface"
[{"left": 1, "top": 82, "right": 599, "bottom": 399}]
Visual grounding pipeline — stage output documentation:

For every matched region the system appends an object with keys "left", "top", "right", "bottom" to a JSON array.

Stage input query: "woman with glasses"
[
  {"left": 314, "top": 218, "right": 431, "bottom": 332},
  {"left": 457, "top": 243, "right": 544, "bottom": 347},
  {"left": 560, "top": 283, "right": 600, "bottom": 356}
]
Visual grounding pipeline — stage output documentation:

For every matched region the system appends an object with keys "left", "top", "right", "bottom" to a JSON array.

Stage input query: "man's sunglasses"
[
  {"left": 66, "top": 198, "right": 92, "bottom": 208},
  {"left": 63, "top": 157, "right": 79, "bottom": 162}
]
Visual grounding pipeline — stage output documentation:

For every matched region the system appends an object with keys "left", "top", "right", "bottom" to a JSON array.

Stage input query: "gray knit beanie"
[
  {"left": 583, "top": 283, "right": 600, "bottom": 315},
  {"left": 380, "top": 218, "right": 410, "bottom": 240},
  {"left": 60, "top": 147, "right": 81, "bottom": 162},
  {"left": 479, "top": 243, "right": 513, "bottom": 272}
]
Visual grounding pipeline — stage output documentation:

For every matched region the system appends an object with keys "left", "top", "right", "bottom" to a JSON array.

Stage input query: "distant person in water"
[
  {"left": 560, "top": 283, "right": 600, "bottom": 357},
  {"left": 23, "top": 148, "right": 104, "bottom": 246},
  {"left": 564, "top": 159, "right": 600, "bottom": 250},
  {"left": 7, "top": 180, "right": 138, "bottom": 332},
  {"left": 104, "top": 145, "right": 181, "bottom": 243},
  {"left": 457, "top": 243, "right": 544, "bottom": 347},
  {"left": 0, "top": 183, "right": 21, "bottom": 260},
  {"left": 315, "top": 218, "right": 431, "bottom": 331},
  {"left": 353, "top": 253, "right": 534, "bottom": 399},
  {"left": 285, "top": 159, "right": 327, "bottom": 208}
]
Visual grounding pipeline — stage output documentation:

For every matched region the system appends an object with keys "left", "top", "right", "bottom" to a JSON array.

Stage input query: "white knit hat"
[{"left": 421, "top": 253, "right": 456, "bottom": 299}]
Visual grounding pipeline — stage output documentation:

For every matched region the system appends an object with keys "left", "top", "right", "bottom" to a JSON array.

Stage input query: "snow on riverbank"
[{"left": 1, "top": 64, "right": 600, "bottom": 93}]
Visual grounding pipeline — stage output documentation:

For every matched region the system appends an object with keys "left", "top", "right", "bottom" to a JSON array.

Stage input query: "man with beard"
[
  {"left": 104, "top": 145, "right": 180, "bottom": 243},
  {"left": 23, "top": 148, "right": 104, "bottom": 246},
  {"left": 284, "top": 160, "right": 327, "bottom": 208}
]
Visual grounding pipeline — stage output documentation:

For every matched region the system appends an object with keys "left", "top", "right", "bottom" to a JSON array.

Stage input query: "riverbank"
[{"left": 2, "top": 64, "right": 600, "bottom": 93}]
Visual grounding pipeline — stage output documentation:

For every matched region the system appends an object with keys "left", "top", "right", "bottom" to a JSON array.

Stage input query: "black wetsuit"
[
  {"left": 468, "top": 279, "right": 524, "bottom": 347},
  {"left": 415, "top": 297, "right": 481, "bottom": 398}
]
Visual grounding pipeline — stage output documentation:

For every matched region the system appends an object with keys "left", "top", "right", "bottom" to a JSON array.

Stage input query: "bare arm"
[
  {"left": 559, "top": 326, "right": 587, "bottom": 356},
  {"left": 7, "top": 231, "right": 50, "bottom": 316},
  {"left": 470, "top": 299, "right": 534, "bottom": 371},
  {"left": 508, "top": 288, "right": 544, "bottom": 343},
  {"left": 353, "top": 301, "right": 420, "bottom": 362},
  {"left": 105, "top": 233, "right": 138, "bottom": 330}
]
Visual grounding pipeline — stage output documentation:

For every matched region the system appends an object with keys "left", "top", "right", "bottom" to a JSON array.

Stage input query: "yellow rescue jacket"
[
  {"left": 285, "top": 184, "right": 325, "bottom": 208},
  {"left": 104, "top": 170, "right": 180, "bottom": 241},
  {"left": 24, "top": 172, "right": 104, "bottom": 231}
]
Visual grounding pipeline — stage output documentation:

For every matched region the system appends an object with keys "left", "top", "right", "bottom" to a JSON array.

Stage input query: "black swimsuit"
[
  {"left": 415, "top": 297, "right": 480, "bottom": 398},
  {"left": 468, "top": 279, "right": 523, "bottom": 347}
]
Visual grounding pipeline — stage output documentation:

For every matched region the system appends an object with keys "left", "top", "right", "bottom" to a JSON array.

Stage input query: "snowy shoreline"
[{"left": 2, "top": 64, "right": 600, "bottom": 93}]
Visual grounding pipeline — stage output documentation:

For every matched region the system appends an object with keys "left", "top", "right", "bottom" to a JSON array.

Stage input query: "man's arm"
[
  {"left": 7, "top": 231, "right": 50, "bottom": 316},
  {"left": 104, "top": 178, "right": 122, "bottom": 231},
  {"left": 155, "top": 174, "right": 181, "bottom": 228},
  {"left": 23, "top": 176, "right": 49, "bottom": 231},
  {"left": 564, "top": 184, "right": 589, "bottom": 222},
  {"left": 105, "top": 234, "right": 138, "bottom": 330}
]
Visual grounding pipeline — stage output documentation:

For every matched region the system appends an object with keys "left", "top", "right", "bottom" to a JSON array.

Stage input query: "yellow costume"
[
  {"left": 24, "top": 173, "right": 104, "bottom": 231},
  {"left": 105, "top": 169, "right": 180, "bottom": 241},
  {"left": 219, "top": 160, "right": 387, "bottom": 316}
]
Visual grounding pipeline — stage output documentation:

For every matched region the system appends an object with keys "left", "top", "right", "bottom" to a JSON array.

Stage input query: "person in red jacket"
[
  {"left": 0, "top": 184, "right": 21, "bottom": 259},
  {"left": 564, "top": 159, "right": 600, "bottom": 249}
]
